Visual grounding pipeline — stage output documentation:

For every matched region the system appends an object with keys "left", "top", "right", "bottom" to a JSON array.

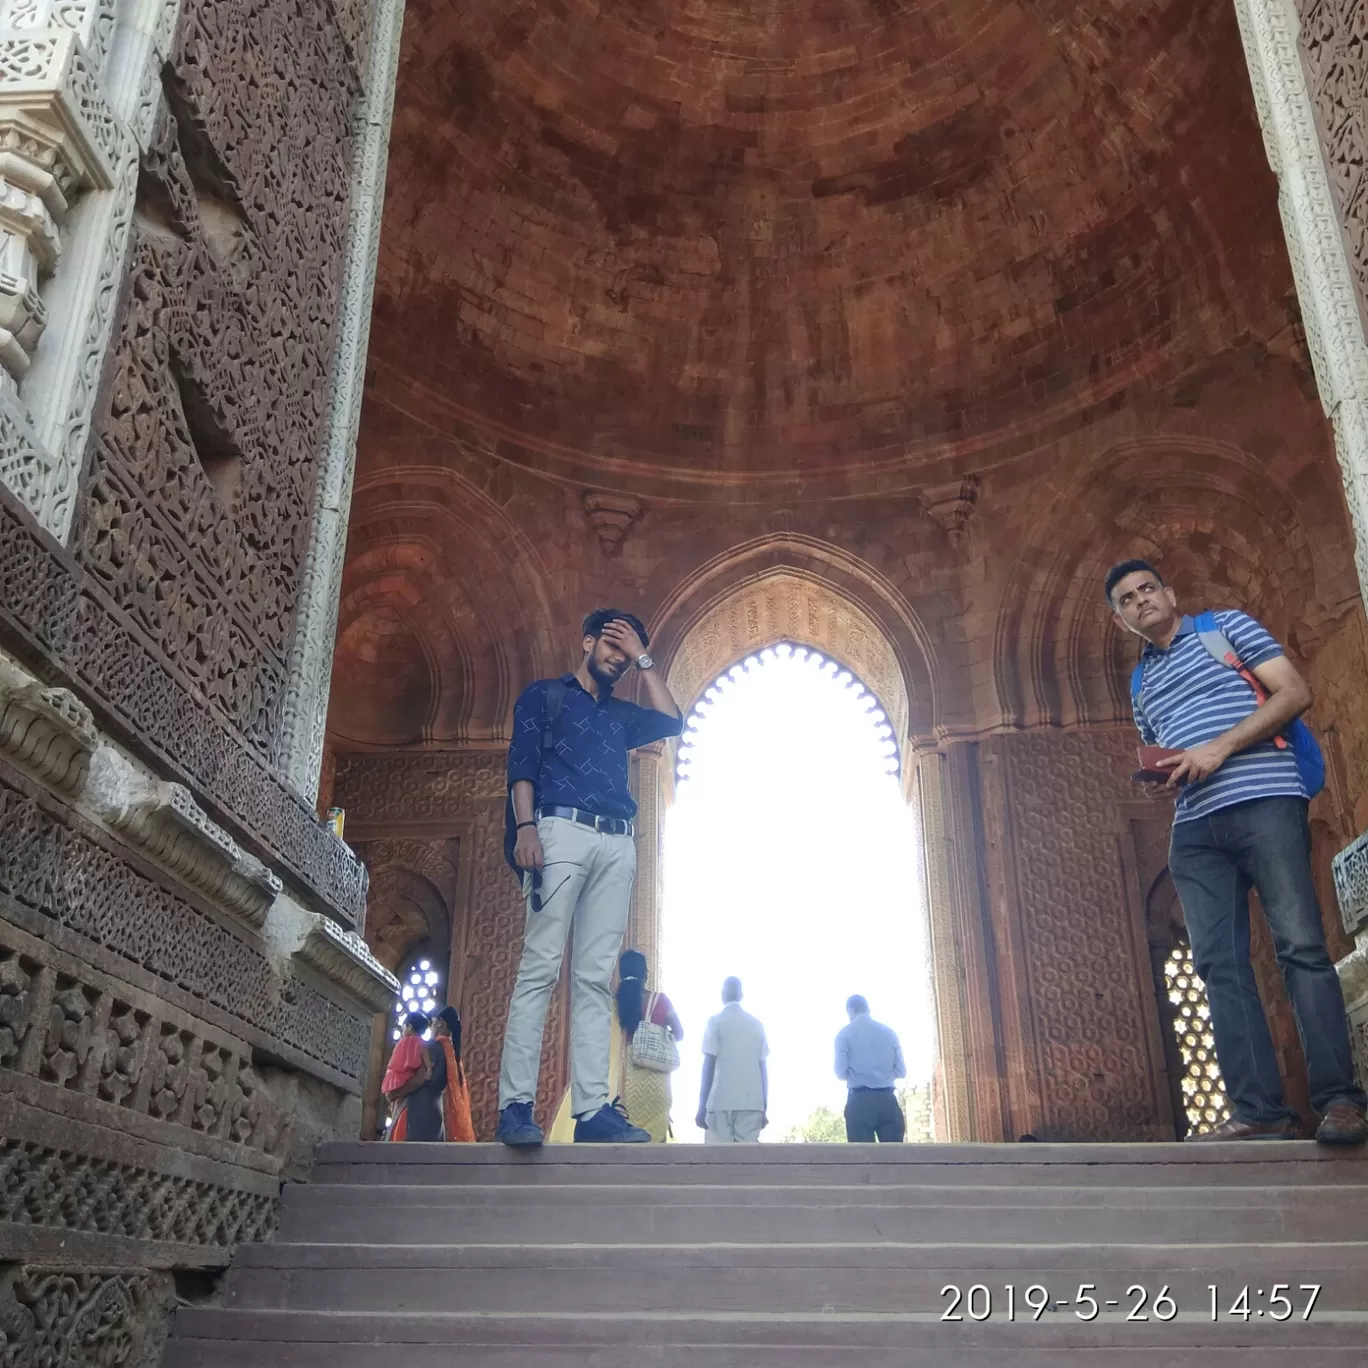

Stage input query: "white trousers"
[
  {"left": 498, "top": 816, "right": 636, "bottom": 1118},
  {"left": 705, "top": 1110, "right": 765, "bottom": 1144}
]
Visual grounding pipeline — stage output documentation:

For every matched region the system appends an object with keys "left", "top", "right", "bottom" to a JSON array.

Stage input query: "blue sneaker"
[
  {"left": 573, "top": 1099, "right": 650, "bottom": 1143},
  {"left": 494, "top": 1101, "right": 544, "bottom": 1147}
]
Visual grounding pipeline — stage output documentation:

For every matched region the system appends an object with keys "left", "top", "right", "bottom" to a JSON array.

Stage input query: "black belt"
[
  {"left": 536, "top": 806, "right": 634, "bottom": 838},
  {"left": 849, "top": 1086, "right": 895, "bottom": 1094}
]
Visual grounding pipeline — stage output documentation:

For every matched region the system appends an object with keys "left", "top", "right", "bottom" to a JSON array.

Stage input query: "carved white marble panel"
[
  {"left": 1235, "top": 0, "right": 1368, "bottom": 598},
  {"left": 0, "top": 0, "right": 179, "bottom": 538},
  {"left": 1334, "top": 830, "right": 1368, "bottom": 937}
]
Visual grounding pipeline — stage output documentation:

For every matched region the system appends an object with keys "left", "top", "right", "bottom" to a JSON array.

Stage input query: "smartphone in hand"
[{"left": 1132, "top": 745, "right": 1185, "bottom": 784}]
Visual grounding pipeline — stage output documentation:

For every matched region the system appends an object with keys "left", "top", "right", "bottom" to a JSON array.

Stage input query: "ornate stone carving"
[
  {"left": 1333, "top": 827, "right": 1368, "bottom": 937},
  {"left": 41, "top": 976, "right": 98, "bottom": 1088},
  {"left": 274, "top": 0, "right": 406, "bottom": 800},
  {"left": 0, "top": 915, "right": 301, "bottom": 1155},
  {"left": 0, "top": 1138, "right": 276, "bottom": 1245},
  {"left": 70, "top": 0, "right": 360, "bottom": 778},
  {"left": 0, "top": 0, "right": 153, "bottom": 543},
  {"left": 919, "top": 475, "right": 980, "bottom": 546},
  {"left": 582, "top": 489, "right": 644, "bottom": 558},
  {"left": 0, "top": 656, "right": 96, "bottom": 793},
  {"left": 0, "top": 770, "right": 372, "bottom": 1085},
  {"left": 663, "top": 570, "right": 910, "bottom": 753},
  {"left": 0, "top": 944, "right": 42, "bottom": 1070},
  {"left": 0, "top": 26, "right": 117, "bottom": 382},
  {"left": 0, "top": 492, "right": 368, "bottom": 927},
  {"left": 87, "top": 747, "right": 281, "bottom": 929},
  {"left": 991, "top": 730, "right": 1168, "bottom": 1141},
  {"left": 274, "top": 972, "right": 371, "bottom": 1085},
  {"left": 335, "top": 750, "right": 508, "bottom": 820},
  {"left": 1235, "top": 0, "right": 1368, "bottom": 599},
  {"left": 0, "top": 1267, "right": 174, "bottom": 1368},
  {"left": 294, "top": 914, "right": 398, "bottom": 1014}
]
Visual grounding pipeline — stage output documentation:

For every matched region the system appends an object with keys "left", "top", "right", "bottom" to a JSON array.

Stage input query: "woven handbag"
[{"left": 629, "top": 992, "right": 680, "bottom": 1073}]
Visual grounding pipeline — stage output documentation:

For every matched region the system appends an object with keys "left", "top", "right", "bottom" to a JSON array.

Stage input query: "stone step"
[
  {"left": 162, "top": 1306, "right": 1368, "bottom": 1368},
  {"left": 272, "top": 1187, "right": 1362, "bottom": 1245},
  {"left": 163, "top": 1344, "right": 1368, "bottom": 1368},
  {"left": 309, "top": 1140, "right": 1368, "bottom": 1188},
  {"left": 222, "top": 1239, "right": 1368, "bottom": 1314},
  {"left": 279, "top": 1178, "right": 1368, "bottom": 1212}
]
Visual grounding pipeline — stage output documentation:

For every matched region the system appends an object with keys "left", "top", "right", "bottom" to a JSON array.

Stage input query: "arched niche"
[
  {"left": 663, "top": 573, "right": 911, "bottom": 763},
  {"left": 331, "top": 467, "right": 560, "bottom": 749},
  {"left": 624, "top": 548, "right": 949, "bottom": 1129},
  {"left": 648, "top": 534, "right": 938, "bottom": 746}
]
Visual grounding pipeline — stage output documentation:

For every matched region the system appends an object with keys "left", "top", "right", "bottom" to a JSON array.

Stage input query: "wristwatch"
[{"left": 635, "top": 653, "right": 654, "bottom": 671}]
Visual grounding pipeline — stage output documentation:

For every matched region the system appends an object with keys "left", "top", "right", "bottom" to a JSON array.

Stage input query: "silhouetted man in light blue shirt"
[{"left": 835, "top": 995, "right": 906, "bottom": 1142}]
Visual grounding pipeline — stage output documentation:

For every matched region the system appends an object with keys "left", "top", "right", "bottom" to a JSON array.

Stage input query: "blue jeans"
[{"left": 1169, "top": 796, "right": 1365, "bottom": 1123}]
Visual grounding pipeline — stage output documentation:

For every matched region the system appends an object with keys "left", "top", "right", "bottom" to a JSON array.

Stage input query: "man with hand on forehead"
[{"left": 495, "top": 609, "right": 683, "bottom": 1147}]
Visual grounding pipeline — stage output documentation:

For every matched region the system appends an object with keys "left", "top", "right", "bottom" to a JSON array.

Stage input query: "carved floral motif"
[
  {"left": 0, "top": 771, "right": 370, "bottom": 1084},
  {"left": 40, "top": 979, "right": 97, "bottom": 1089},
  {"left": 0, "top": 1267, "right": 174, "bottom": 1368},
  {"left": 0, "top": 946, "right": 40, "bottom": 1069}
]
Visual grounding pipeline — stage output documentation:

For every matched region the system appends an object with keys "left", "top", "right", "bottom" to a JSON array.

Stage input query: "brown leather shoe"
[
  {"left": 1315, "top": 1103, "right": 1368, "bottom": 1146},
  {"left": 1187, "top": 1116, "right": 1298, "bottom": 1142}
]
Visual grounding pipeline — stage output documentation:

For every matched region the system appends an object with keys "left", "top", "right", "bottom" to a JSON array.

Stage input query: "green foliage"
[{"left": 782, "top": 1104, "right": 847, "bottom": 1144}]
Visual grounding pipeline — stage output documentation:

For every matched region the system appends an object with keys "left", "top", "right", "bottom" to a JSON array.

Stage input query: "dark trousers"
[
  {"left": 1168, "top": 795, "right": 1366, "bottom": 1124},
  {"left": 844, "top": 1088, "right": 905, "bottom": 1142}
]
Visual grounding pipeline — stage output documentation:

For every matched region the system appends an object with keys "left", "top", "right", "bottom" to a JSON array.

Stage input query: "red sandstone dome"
[{"left": 369, "top": 0, "right": 1290, "bottom": 497}]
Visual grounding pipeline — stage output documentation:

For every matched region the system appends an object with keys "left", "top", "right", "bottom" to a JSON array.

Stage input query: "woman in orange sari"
[{"left": 432, "top": 1005, "right": 474, "bottom": 1142}]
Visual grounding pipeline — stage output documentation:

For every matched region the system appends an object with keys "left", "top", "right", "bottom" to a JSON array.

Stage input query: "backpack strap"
[
  {"left": 1192, "top": 610, "right": 1288, "bottom": 751},
  {"left": 541, "top": 679, "right": 567, "bottom": 756}
]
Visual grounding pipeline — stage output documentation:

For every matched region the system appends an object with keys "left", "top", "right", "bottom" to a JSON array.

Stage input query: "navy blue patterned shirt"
[{"left": 507, "top": 674, "right": 683, "bottom": 820}]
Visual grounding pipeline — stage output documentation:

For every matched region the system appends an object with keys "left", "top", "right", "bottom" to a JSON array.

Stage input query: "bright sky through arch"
[{"left": 660, "top": 643, "right": 934, "bottom": 1142}]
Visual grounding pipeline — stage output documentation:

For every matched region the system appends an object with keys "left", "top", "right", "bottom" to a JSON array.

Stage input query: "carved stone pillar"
[
  {"left": 0, "top": 0, "right": 168, "bottom": 539},
  {"left": 273, "top": 0, "right": 406, "bottom": 800},
  {"left": 915, "top": 743, "right": 1004, "bottom": 1142},
  {"left": 629, "top": 742, "right": 668, "bottom": 982},
  {"left": 1235, "top": 0, "right": 1368, "bottom": 598},
  {"left": 0, "top": 18, "right": 112, "bottom": 382},
  {"left": 1236, "top": 0, "right": 1368, "bottom": 1059}
]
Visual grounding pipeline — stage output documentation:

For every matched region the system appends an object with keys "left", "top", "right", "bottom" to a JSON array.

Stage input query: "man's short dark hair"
[
  {"left": 581, "top": 608, "right": 650, "bottom": 648},
  {"left": 1104, "top": 559, "right": 1164, "bottom": 607},
  {"left": 846, "top": 994, "right": 870, "bottom": 1015}
]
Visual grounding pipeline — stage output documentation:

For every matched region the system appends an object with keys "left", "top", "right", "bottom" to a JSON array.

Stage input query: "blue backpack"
[{"left": 1129, "top": 610, "right": 1324, "bottom": 799}]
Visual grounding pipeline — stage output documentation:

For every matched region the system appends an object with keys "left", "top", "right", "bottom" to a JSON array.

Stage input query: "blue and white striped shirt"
[{"left": 1133, "top": 610, "right": 1306, "bottom": 823}]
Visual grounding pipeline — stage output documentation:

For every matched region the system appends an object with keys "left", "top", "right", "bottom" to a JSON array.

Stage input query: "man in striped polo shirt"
[{"left": 1108, "top": 559, "right": 1367, "bottom": 1145}]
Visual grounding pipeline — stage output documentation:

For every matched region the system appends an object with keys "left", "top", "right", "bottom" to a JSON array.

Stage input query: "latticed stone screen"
[
  {"left": 1163, "top": 943, "right": 1231, "bottom": 1136},
  {"left": 392, "top": 959, "right": 443, "bottom": 1042}
]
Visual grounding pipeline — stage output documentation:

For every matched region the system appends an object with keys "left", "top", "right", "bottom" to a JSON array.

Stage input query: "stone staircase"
[{"left": 163, "top": 1141, "right": 1368, "bottom": 1367}]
